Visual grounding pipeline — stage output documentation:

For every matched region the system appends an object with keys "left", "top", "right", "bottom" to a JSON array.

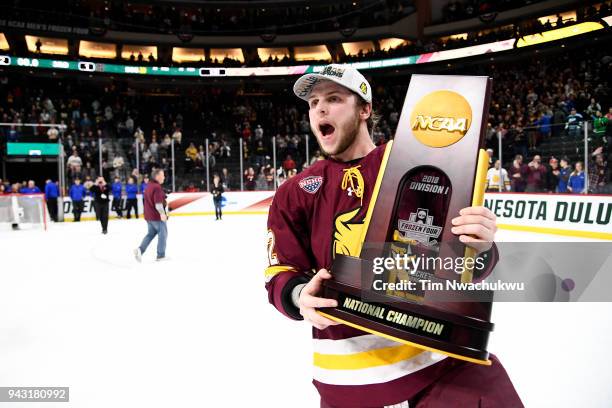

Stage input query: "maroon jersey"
[{"left": 265, "top": 144, "right": 451, "bottom": 406}]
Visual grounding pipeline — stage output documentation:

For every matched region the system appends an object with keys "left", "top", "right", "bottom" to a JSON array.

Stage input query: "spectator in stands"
[
  {"left": 282, "top": 154, "right": 297, "bottom": 173},
  {"left": 509, "top": 154, "right": 527, "bottom": 192},
  {"left": 536, "top": 110, "right": 552, "bottom": 140},
  {"left": 255, "top": 124, "right": 264, "bottom": 141},
  {"left": 67, "top": 150, "right": 83, "bottom": 177},
  {"left": 125, "top": 177, "right": 139, "bottom": 219},
  {"left": 44, "top": 179, "right": 59, "bottom": 222},
  {"left": 221, "top": 168, "right": 232, "bottom": 191},
  {"left": 172, "top": 127, "right": 182, "bottom": 145},
  {"left": 83, "top": 161, "right": 96, "bottom": 180},
  {"left": 69, "top": 178, "right": 86, "bottom": 222},
  {"left": 256, "top": 167, "right": 268, "bottom": 191},
  {"left": 558, "top": 157, "right": 571, "bottom": 193},
  {"left": 89, "top": 176, "right": 110, "bottom": 234},
  {"left": 568, "top": 162, "right": 586, "bottom": 194},
  {"left": 592, "top": 111, "right": 608, "bottom": 146},
  {"left": 112, "top": 155, "right": 125, "bottom": 179},
  {"left": 47, "top": 126, "right": 59, "bottom": 141},
  {"left": 185, "top": 142, "right": 198, "bottom": 173},
  {"left": 149, "top": 137, "right": 159, "bottom": 162},
  {"left": 525, "top": 155, "right": 547, "bottom": 192},
  {"left": 586, "top": 98, "right": 602, "bottom": 117},
  {"left": 184, "top": 183, "right": 198, "bottom": 193},
  {"left": 565, "top": 108, "right": 583, "bottom": 138},
  {"left": 485, "top": 160, "right": 510, "bottom": 192},
  {"left": 83, "top": 176, "right": 94, "bottom": 196},
  {"left": 111, "top": 177, "right": 123, "bottom": 218},
  {"left": 20, "top": 180, "right": 41, "bottom": 194},
  {"left": 589, "top": 148, "right": 610, "bottom": 194},
  {"left": 552, "top": 105, "right": 566, "bottom": 138},
  {"left": 141, "top": 175, "right": 149, "bottom": 194},
  {"left": 244, "top": 167, "right": 256, "bottom": 191},
  {"left": 485, "top": 148, "right": 494, "bottom": 167},
  {"left": 310, "top": 150, "right": 324, "bottom": 166},
  {"left": 605, "top": 107, "right": 612, "bottom": 138},
  {"left": 207, "top": 144, "right": 217, "bottom": 169},
  {"left": 545, "top": 157, "right": 560, "bottom": 193}
]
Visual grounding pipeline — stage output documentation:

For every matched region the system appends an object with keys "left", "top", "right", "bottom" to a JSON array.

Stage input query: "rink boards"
[{"left": 59, "top": 191, "right": 612, "bottom": 240}]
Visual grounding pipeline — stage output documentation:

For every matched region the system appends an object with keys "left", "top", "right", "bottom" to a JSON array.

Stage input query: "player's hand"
[
  {"left": 160, "top": 214, "right": 168, "bottom": 221},
  {"left": 298, "top": 269, "right": 340, "bottom": 330},
  {"left": 451, "top": 206, "right": 497, "bottom": 253}
]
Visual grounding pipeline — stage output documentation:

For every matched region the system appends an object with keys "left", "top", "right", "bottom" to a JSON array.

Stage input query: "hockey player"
[{"left": 264, "top": 65, "right": 523, "bottom": 407}]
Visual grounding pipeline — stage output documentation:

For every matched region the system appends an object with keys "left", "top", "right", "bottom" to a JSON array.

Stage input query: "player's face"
[{"left": 308, "top": 81, "right": 360, "bottom": 157}]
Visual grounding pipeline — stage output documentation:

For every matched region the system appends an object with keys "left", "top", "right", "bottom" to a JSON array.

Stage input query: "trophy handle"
[{"left": 461, "top": 149, "right": 490, "bottom": 283}]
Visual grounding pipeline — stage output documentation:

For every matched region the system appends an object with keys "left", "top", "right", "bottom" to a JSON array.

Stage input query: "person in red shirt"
[
  {"left": 282, "top": 154, "right": 297, "bottom": 172},
  {"left": 265, "top": 64, "right": 522, "bottom": 407},
  {"left": 134, "top": 169, "right": 168, "bottom": 262},
  {"left": 525, "top": 154, "right": 548, "bottom": 192}
]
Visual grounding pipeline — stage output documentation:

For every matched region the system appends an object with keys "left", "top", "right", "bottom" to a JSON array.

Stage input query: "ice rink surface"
[{"left": 1, "top": 215, "right": 611, "bottom": 408}]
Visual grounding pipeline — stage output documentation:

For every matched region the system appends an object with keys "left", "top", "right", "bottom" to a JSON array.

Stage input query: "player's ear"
[{"left": 359, "top": 101, "right": 372, "bottom": 120}]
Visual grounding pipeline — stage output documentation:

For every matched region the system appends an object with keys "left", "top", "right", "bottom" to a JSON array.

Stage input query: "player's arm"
[{"left": 265, "top": 184, "right": 338, "bottom": 328}]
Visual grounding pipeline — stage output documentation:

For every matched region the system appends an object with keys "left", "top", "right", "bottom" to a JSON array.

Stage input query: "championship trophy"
[{"left": 318, "top": 75, "right": 495, "bottom": 365}]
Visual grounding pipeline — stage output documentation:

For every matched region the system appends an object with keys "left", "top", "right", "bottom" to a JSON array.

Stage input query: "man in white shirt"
[{"left": 486, "top": 160, "right": 511, "bottom": 192}]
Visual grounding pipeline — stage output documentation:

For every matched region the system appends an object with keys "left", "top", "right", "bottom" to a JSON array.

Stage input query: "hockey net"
[{"left": 0, "top": 194, "right": 48, "bottom": 231}]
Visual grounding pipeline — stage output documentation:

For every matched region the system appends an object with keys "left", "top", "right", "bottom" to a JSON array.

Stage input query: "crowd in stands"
[
  {"left": 1, "top": 37, "right": 610, "bottom": 196},
  {"left": 2, "top": 0, "right": 414, "bottom": 36},
  {"left": 440, "top": 1, "right": 610, "bottom": 24}
]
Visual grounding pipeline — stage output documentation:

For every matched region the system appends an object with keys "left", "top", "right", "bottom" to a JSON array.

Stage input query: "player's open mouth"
[{"left": 319, "top": 123, "right": 335, "bottom": 137}]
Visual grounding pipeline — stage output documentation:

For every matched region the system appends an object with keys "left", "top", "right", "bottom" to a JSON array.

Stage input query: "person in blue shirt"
[
  {"left": 125, "top": 176, "right": 139, "bottom": 219},
  {"left": 536, "top": 110, "right": 552, "bottom": 140},
  {"left": 557, "top": 157, "right": 571, "bottom": 193},
  {"left": 19, "top": 180, "right": 41, "bottom": 194},
  {"left": 44, "top": 179, "right": 60, "bottom": 222},
  {"left": 111, "top": 177, "right": 124, "bottom": 218},
  {"left": 140, "top": 175, "right": 149, "bottom": 194},
  {"left": 567, "top": 162, "right": 586, "bottom": 194},
  {"left": 69, "top": 178, "right": 87, "bottom": 222}
]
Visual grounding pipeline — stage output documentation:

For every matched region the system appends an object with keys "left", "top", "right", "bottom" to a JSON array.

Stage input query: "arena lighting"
[
  {"left": 294, "top": 45, "right": 331, "bottom": 62},
  {"left": 210, "top": 48, "right": 245, "bottom": 63},
  {"left": 78, "top": 40, "right": 117, "bottom": 59},
  {"left": 516, "top": 21, "right": 604, "bottom": 47},
  {"left": 3, "top": 18, "right": 606, "bottom": 78},
  {"left": 379, "top": 38, "right": 409, "bottom": 51},
  {"left": 0, "top": 33, "right": 9, "bottom": 50},
  {"left": 342, "top": 41, "right": 375, "bottom": 56},
  {"left": 121, "top": 45, "right": 157, "bottom": 61},
  {"left": 172, "top": 47, "right": 205, "bottom": 63},
  {"left": 257, "top": 47, "right": 289, "bottom": 62},
  {"left": 24, "top": 35, "right": 68, "bottom": 55}
]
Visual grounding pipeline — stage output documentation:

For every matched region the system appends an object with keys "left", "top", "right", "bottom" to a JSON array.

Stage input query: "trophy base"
[{"left": 318, "top": 276, "right": 493, "bottom": 366}]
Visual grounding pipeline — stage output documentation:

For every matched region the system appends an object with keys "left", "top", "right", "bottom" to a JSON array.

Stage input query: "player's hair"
[{"left": 356, "top": 98, "right": 380, "bottom": 136}]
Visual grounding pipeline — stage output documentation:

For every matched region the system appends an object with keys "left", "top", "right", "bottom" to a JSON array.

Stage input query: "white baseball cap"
[{"left": 293, "top": 64, "right": 372, "bottom": 104}]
